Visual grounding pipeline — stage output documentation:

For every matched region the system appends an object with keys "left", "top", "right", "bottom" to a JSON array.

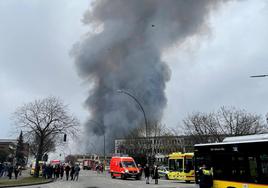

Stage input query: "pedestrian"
[
  {"left": 198, "top": 164, "right": 213, "bottom": 188},
  {"left": 48, "top": 164, "right": 53, "bottom": 179},
  {"left": 36, "top": 164, "right": 40, "bottom": 177},
  {"left": 100, "top": 163, "right": 104, "bottom": 173},
  {"left": 7, "top": 164, "right": 13, "bottom": 179},
  {"left": 73, "top": 164, "right": 80, "bottom": 181},
  {"left": 3, "top": 164, "right": 8, "bottom": 177},
  {"left": 144, "top": 164, "right": 150, "bottom": 184},
  {"left": 54, "top": 165, "right": 60, "bottom": 179},
  {"left": 65, "top": 164, "right": 71, "bottom": 181},
  {"left": 152, "top": 165, "right": 159, "bottom": 184},
  {"left": 42, "top": 164, "right": 47, "bottom": 179},
  {"left": 18, "top": 165, "right": 22, "bottom": 176},
  {"left": 60, "top": 164, "right": 64, "bottom": 179},
  {"left": 14, "top": 165, "right": 19, "bottom": 179},
  {"left": 70, "top": 165, "right": 75, "bottom": 180},
  {"left": 96, "top": 164, "right": 100, "bottom": 173},
  {"left": 137, "top": 164, "right": 143, "bottom": 177},
  {"left": 0, "top": 163, "right": 3, "bottom": 177}
]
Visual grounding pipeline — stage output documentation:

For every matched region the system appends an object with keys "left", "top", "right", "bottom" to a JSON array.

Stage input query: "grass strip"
[{"left": 0, "top": 177, "right": 52, "bottom": 187}]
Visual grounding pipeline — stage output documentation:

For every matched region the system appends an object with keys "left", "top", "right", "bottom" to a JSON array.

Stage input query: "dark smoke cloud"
[{"left": 72, "top": 0, "right": 224, "bottom": 153}]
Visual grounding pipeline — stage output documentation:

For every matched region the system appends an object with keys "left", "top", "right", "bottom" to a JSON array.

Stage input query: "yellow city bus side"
[
  {"left": 167, "top": 170, "right": 195, "bottom": 182},
  {"left": 213, "top": 180, "right": 268, "bottom": 188}
]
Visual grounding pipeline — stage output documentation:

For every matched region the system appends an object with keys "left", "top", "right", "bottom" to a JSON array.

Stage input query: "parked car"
[{"left": 158, "top": 166, "right": 170, "bottom": 179}]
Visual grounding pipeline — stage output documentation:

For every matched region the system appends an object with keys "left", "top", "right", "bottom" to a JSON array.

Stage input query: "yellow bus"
[
  {"left": 195, "top": 134, "right": 268, "bottom": 188},
  {"left": 167, "top": 152, "right": 195, "bottom": 182}
]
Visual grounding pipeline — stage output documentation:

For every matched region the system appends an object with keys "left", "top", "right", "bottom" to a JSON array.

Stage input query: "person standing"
[
  {"left": 65, "top": 164, "right": 70, "bottom": 181},
  {"left": 60, "top": 165, "right": 64, "bottom": 179},
  {"left": 42, "top": 164, "right": 47, "bottom": 179},
  {"left": 14, "top": 165, "right": 19, "bottom": 179},
  {"left": 70, "top": 165, "right": 75, "bottom": 180},
  {"left": 73, "top": 164, "right": 80, "bottom": 181},
  {"left": 0, "top": 163, "right": 3, "bottom": 177},
  {"left": 144, "top": 164, "right": 150, "bottom": 184},
  {"left": 152, "top": 165, "right": 159, "bottom": 184},
  {"left": 7, "top": 164, "right": 13, "bottom": 179},
  {"left": 198, "top": 164, "right": 213, "bottom": 188}
]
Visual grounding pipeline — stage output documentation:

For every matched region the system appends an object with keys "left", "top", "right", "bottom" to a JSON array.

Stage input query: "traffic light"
[{"left": 63, "top": 134, "right": 67, "bottom": 142}]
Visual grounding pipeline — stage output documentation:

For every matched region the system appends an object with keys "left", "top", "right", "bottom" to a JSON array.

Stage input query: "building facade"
[
  {"left": 0, "top": 139, "right": 29, "bottom": 164},
  {"left": 114, "top": 136, "right": 196, "bottom": 163}
]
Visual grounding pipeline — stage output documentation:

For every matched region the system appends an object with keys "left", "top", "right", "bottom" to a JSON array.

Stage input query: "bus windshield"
[{"left": 169, "top": 159, "right": 183, "bottom": 172}]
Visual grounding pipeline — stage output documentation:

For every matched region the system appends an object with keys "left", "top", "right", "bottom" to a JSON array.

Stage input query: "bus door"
[{"left": 184, "top": 156, "right": 194, "bottom": 173}]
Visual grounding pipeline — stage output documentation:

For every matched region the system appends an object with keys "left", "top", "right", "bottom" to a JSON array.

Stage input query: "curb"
[{"left": 0, "top": 179, "right": 53, "bottom": 188}]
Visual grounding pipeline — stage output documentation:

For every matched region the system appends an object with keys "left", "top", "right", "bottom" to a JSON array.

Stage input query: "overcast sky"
[{"left": 0, "top": 0, "right": 268, "bottom": 140}]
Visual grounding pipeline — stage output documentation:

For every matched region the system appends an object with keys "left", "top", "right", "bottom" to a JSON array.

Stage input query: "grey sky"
[{"left": 0, "top": 0, "right": 268, "bottom": 141}]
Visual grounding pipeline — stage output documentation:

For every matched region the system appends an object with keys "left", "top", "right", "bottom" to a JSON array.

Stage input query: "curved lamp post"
[
  {"left": 117, "top": 89, "right": 153, "bottom": 164},
  {"left": 250, "top": 74, "right": 268, "bottom": 78},
  {"left": 117, "top": 89, "right": 148, "bottom": 137}
]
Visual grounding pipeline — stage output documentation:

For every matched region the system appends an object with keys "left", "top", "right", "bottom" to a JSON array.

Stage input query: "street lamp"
[
  {"left": 250, "top": 74, "right": 268, "bottom": 78},
  {"left": 117, "top": 89, "right": 148, "bottom": 137},
  {"left": 117, "top": 89, "right": 153, "bottom": 164}
]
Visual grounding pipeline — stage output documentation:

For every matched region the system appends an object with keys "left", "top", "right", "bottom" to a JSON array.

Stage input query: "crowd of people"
[
  {"left": 41, "top": 163, "right": 80, "bottom": 181},
  {"left": 0, "top": 163, "right": 22, "bottom": 179}
]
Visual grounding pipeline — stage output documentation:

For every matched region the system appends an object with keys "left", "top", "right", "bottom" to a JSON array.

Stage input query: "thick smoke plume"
[{"left": 72, "top": 0, "right": 223, "bottom": 153}]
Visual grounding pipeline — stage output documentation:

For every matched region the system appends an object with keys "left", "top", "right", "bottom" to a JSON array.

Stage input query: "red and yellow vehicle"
[
  {"left": 110, "top": 156, "right": 140, "bottom": 180},
  {"left": 167, "top": 152, "right": 195, "bottom": 182}
]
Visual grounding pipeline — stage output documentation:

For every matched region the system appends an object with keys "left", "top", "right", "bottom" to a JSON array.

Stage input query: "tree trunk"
[{"left": 34, "top": 137, "right": 44, "bottom": 178}]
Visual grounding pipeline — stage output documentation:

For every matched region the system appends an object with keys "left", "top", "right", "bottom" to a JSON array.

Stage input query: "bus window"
[
  {"left": 176, "top": 159, "right": 183, "bottom": 172},
  {"left": 248, "top": 156, "right": 258, "bottom": 182},
  {"left": 184, "top": 158, "right": 193, "bottom": 173},
  {"left": 213, "top": 154, "right": 232, "bottom": 180},
  {"left": 233, "top": 156, "right": 247, "bottom": 181},
  {"left": 259, "top": 154, "right": 268, "bottom": 184}
]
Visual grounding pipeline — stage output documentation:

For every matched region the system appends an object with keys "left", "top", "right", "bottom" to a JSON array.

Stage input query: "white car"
[{"left": 158, "top": 166, "right": 170, "bottom": 179}]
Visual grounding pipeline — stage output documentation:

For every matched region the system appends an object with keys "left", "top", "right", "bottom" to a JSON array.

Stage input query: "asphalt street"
[{"left": 18, "top": 170, "right": 198, "bottom": 188}]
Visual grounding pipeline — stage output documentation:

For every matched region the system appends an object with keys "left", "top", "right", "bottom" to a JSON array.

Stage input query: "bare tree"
[
  {"left": 13, "top": 96, "right": 79, "bottom": 177},
  {"left": 183, "top": 106, "right": 267, "bottom": 144}
]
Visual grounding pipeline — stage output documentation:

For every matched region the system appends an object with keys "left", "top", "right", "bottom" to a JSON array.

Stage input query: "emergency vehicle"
[{"left": 110, "top": 156, "right": 141, "bottom": 180}]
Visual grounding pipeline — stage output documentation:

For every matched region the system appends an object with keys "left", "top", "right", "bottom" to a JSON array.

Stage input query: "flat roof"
[
  {"left": 195, "top": 139, "right": 268, "bottom": 147},
  {"left": 223, "top": 133, "right": 268, "bottom": 142},
  {"left": 195, "top": 133, "right": 268, "bottom": 147},
  {"left": 0, "top": 139, "right": 17, "bottom": 143}
]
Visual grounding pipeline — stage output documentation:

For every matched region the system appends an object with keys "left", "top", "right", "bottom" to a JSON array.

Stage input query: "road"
[{"left": 19, "top": 170, "right": 198, "bottom": 188}]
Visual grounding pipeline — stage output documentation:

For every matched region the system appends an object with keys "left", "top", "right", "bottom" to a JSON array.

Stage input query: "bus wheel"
[
  {"left": 111, "top": 173, "right": 115, "bottom": 179},
  {"left": 185, "top": 180, "right": 190, "bottom": 183},
  {"left": 121, "top": 174, "right": 125, "bottom": 180}
]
